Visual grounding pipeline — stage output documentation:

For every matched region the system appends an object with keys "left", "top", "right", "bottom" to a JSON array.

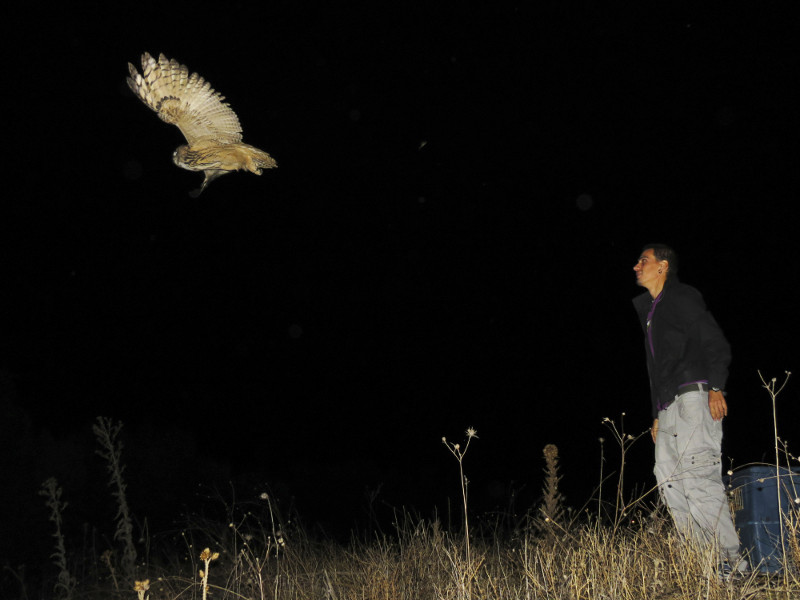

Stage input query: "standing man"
[{"left": 632, "top": 244, "right": 747, "bottom": 575}]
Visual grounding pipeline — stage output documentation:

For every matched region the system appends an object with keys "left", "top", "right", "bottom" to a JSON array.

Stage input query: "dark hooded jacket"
[{"left": 632, "top": 276, "right": 731, "bottom": 418}]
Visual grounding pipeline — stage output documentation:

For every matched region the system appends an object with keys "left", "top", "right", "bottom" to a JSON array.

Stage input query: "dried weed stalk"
[
  {"left": 39, "top": 478, "right": 76, "bottom": 600},
  {"left": 93, "top": 416, "right": 137, "bottom": 583},
  {"left": 442, "top": 427, "right": 479, "bottom": 599},
  {"left": 537, "top": 443, "right": 565, "bottom": 534}
]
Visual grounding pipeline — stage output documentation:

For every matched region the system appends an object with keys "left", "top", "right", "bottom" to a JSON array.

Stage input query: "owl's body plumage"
[{"left": 127, "top": 52, "right": 277, "bottom": 196}]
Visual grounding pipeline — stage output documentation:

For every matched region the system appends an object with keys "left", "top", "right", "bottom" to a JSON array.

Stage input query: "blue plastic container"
[{"left": 726, "top": 465, "right": 800, "bottom": 572}]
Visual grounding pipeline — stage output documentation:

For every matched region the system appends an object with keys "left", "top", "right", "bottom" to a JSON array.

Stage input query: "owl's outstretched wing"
[{"left": 127, "top": 52, "right": 243, "bottom": 145}]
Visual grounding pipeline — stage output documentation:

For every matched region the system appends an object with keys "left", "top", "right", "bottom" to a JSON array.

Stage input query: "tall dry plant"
[
  {"left": 93, "top": 416, "right": 137, "bottom": 583},
  {"left": 537, "top": 444, "right": 565, "bottom": 533},
  {"left": 222, "top": 493, "right": 286, "bottom": 600},
  {"left": 199, "top": 547, "right": 220, "bottom": 600},
  {"left": 601, "top": 413, "right": 650, "bottom": 527},
  {"left": 758, "top": 370, "right": 797, "bottom": 586},
  {"left": 759, "top": 370, "right": 792, "bottom": 477},
  {"left": 39, "top": 478, "right": 76, "bottom": 600},
  {"left": 442, "top": 427, "right": 479, "bottom": 598}
]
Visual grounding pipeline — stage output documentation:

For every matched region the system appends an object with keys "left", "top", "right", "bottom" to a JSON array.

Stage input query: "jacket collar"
[{"left": 633, "top": 275, "right": 681, "bottom": 312}]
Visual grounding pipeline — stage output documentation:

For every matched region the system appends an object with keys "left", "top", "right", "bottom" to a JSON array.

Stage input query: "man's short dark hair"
[{"left": 642, "top": 243, "right": 679, "bottom": 278}]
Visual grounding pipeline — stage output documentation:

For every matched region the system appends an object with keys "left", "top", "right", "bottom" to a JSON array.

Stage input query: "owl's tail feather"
[
  {"left": 251, "top": 148, "right": 278, "bottom": 174},
  {"left": 238, "top": 143, "right": 278, "bottom": 175}
]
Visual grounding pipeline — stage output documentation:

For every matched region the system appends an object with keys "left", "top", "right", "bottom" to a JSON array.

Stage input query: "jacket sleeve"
[{"left": 674, "top": 288, "right": 731, "bottom": 390}]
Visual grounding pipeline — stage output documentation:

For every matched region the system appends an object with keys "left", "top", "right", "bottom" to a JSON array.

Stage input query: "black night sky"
[{"left": 2, "top": 1, "right": 799, "bottom": 569}]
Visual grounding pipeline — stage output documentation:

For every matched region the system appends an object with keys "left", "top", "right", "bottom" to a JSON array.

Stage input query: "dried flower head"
[
  {"left": 134, "top": 580, "right": 150, "bottom": 592},
  {"left": 466, "top": 427, "right": 478, "bottom": 438},
  {"left": 543, "top": 443, "right": 559, "bottom": 461},
  {"left": 199, "top": 548, "right": 219, "bottom": 561}
]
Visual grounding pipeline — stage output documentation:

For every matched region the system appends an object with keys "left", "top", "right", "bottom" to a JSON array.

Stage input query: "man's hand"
[
  {"left": 708, "top": 389, "right": 728, "bottom": 421},
  {"left": 651, "top": 418, "right": 659, "bottom": 444}
]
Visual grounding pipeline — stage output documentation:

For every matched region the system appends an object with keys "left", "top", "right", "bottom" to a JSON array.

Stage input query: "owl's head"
[{"left": 172, "top": 145, "right": 194, "bottom": 170}]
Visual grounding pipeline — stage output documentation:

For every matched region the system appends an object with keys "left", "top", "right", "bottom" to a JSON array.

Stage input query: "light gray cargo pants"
[{"left": 654, "top": 390, "right": 744, "bottom": 565}]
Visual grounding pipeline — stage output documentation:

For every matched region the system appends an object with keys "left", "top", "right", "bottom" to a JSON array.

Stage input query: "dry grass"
[
  {"left": 19, "top": 479, "right": 800, "bottom": 600},
  {"left": 16, "top": 373, "right": 799, "bottom": 600},
  {"left": 18, "top": 438, "right": 800, "bottom": 600},
  {"left": 126, "top": 506, "right": 797, "bottom": 600}
]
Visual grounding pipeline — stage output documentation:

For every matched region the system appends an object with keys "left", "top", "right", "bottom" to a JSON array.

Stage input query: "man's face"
[{"left": 633, "top": 248, "right": 666, "bottom": 288}]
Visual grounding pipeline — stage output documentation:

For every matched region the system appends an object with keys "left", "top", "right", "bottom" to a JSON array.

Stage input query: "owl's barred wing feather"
[{"left": 126, "top": 52, "right": 243, "bottom": 145}]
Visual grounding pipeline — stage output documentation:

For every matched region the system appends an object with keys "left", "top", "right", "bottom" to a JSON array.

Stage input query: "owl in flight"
[{"left": 127, "top": 52, "right": 277, "bottom": 197}]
